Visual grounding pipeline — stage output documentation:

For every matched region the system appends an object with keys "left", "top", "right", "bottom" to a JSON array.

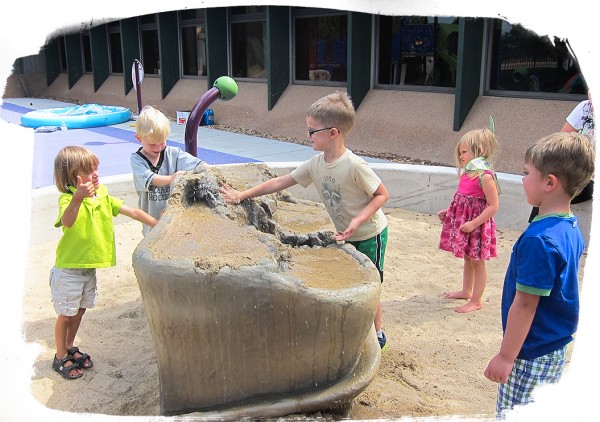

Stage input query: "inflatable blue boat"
[{"left": 21, "top": 104, "right": 131, "bottom": 129}]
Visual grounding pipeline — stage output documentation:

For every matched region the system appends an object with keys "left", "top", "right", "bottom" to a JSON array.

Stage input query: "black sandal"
[
  {"left": 68, "top": 346, "right": 93, "bottom": 369},
  {"left": 52, "top": 355, "right": 83, "bottom": 380}
]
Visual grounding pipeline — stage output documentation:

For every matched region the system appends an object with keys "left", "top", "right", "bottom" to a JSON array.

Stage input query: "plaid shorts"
[{"left": 496, "top": 345, "right": 567, "bottom": 419}]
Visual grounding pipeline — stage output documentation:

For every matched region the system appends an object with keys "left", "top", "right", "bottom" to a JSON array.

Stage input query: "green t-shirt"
[{"left": 54, "top": 184, "right": 124, "bottom": 268}]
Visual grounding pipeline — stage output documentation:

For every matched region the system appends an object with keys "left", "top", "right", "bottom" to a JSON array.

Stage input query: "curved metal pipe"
[{"left": 184, "top": 87, "right": 220, "bottom": 156}]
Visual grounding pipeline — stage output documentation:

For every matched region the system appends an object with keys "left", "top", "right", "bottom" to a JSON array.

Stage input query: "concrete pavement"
[{"left": 1, "top": 98, "right": 390, "bottom": 189}]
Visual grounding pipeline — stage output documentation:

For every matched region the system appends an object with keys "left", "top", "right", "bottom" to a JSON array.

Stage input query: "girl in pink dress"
[{"left": 438, "top": 128, "right": 500, "bottom": 313}]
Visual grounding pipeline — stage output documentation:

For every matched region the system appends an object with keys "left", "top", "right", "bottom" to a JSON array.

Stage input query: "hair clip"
[{"left": 488, "top": 116, "right": 495, "bottom": 134}]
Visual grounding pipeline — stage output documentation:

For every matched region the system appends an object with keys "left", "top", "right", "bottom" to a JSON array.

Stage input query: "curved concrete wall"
[{"left": 30, "top": 163, "right": 593, "bottom": 246}]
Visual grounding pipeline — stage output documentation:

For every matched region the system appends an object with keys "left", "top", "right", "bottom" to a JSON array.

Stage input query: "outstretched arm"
[
  {"left": 484, "top": 291, "right": 539, "bottom": 383},
  {"left": 149, "top": 171, "right": 186, "bottom": 187},
  {"left": 119, "top": 204, "right": 158, "bottom": 227},
  {"left": 219, "top": 174, "right": 297, "bottom": 204}
]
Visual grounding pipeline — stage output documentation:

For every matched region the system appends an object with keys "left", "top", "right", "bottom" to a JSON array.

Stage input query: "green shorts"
[{"left": 348, "top": 226, "right": 388, "bottom": 283}]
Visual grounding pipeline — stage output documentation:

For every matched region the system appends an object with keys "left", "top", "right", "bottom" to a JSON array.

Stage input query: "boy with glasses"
[{"left": 219, "top": 91, "right": 390, "bottom": 350}]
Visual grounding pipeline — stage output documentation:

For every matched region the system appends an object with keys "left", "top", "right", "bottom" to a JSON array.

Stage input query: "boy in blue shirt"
[{"left": 484, "top": 132, "right": 595, "bottom": 418}]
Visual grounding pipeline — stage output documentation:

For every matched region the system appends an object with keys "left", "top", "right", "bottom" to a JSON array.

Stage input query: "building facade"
[{"left": 5, "top": 6, "right": 588, "bottom": 174}]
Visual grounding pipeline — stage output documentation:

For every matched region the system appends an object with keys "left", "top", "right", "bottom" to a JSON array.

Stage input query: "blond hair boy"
[{"left": 130, "top": 106, "right": 206, "bottom": 235}]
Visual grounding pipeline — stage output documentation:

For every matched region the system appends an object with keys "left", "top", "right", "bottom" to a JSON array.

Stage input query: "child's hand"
[
  {"left": 74, "top": 175, "right": 95, "bottom": 200},
  {"left": 333, "top": 221, "right": 359, "bottom": 242},
  {"left": 171, "top": 171, "right": 186, "bottom": 183},
  {"left": 193, "top": 163, "right": 209, "bottom": 174},
  {"left": 459, "top": 221, "right": 477, "bottom": 233},
  {"left": 437, "top": 209, "right": 447, "bottom": 222},
  {"left": 484, "top": 353, "right": 514, "bottom": 384},
  {"left": 219, "top": 183, "right": 242, "bottom": 204}
]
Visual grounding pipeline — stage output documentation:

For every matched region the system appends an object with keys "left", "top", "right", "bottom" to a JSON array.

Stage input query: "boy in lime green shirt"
[{"left": 50, "top": 146, "right": 157, "bottom": 380}]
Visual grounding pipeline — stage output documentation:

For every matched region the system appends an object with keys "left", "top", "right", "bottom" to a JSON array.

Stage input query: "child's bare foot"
[
  {"left": 454, "top": 302, "right": 483, "bottom": 313},
  {"left": 443, "top": 290, "right": 471, "bottom": 300}
]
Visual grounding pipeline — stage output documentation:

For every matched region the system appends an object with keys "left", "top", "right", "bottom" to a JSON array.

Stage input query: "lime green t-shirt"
[{"left": 54, "top": 184, "right": 124, "bottom": 268}]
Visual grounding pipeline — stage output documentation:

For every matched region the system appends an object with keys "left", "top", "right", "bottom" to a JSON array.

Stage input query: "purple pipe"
[
  {"left": 184, "top": 87, "right": 220, "bottom": 156},
  {"left": 133, "top": 59, "right": 143, "bottom": 114}
]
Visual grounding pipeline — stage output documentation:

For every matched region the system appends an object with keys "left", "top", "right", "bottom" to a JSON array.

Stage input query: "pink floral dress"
[{"left": 439, "top": 170, "right": 497, "bottom": 260}]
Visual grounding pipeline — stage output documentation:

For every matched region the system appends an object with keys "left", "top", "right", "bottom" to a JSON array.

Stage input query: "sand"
[{"left": 21, "top": 207, "right": 583, "bottom": 420}]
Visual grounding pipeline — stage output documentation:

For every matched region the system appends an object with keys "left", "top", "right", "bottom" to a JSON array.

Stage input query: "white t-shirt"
[
  {"left": 566, "top": 100, "right": 595, "bottom": 144},
  {"left": 291, "top": 149, "right": 387, "bottom": 241}
]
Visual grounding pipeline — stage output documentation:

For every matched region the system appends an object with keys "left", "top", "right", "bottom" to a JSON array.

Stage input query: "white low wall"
[
  {"left": 268, "top": 163, "right": 593, "bottom": 245},
  {"left": 30, "top": 163, "right": 593, "bottom": 246}
]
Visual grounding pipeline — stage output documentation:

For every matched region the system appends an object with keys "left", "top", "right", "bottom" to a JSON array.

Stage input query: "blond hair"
[
  {"left": 525, "top": 132, "right": 595, "bottom": 198},
  {"left": 455, "top": 128, "right": 498, "bottom": 177},
  {"left": 307, "top": 91, "right": 355, "bottom": 136},
  {"left": 53, "top": 146, "right": 100, "bottom": 193},
  {"left": 135, "top": 105, "right": 171, "bottom": 144}
]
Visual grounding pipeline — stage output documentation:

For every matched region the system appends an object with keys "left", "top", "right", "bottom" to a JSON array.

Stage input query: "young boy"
[
  {"left": 484, "top": 132, "right": 595, "bottom": 418},
  {"left": 52, "top": 146, "right": 157, "bottom": 380},
  {"left": 130, "top": 105, "right": 207, "bottom": 235},
  {"left": 219, "top": 91, "right": 390, "bottom": 350}
]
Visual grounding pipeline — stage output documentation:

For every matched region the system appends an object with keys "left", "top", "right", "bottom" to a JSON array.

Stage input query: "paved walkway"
[{"left": 1, "top": 98, "right": 390, "bottom": 189}]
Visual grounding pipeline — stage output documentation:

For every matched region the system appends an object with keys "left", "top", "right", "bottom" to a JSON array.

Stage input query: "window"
[
  {"left": 58, "top": 35, "right": 67, "bottom": 72},
  {"left": 229, "top": 7, "right": 266, "bottom": 79},
  {"left": 81, "top": 30, "right": 92, "bottom": 73},
  {"left": 487, "top": 19, "right": 587, "bottom": 96},
  {"left": 294, "top": 8, "right": 347, "bottom": 83},
  {"left": 179, "top": 9, "right": 206, "bottom": 77},
  {"left": 108, "top": 21, "right": 123, "bottom": 74},
  {"left": 377, "top": 16, "right": 458, "bottom": 89},
  {"left": 140, "top": 14, "right": 160, "bottom": 75}
]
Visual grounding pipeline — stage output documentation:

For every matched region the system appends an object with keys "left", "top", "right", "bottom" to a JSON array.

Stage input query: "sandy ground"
[{"left": 21, "top": 207, "right": 583, "bottom": 420}]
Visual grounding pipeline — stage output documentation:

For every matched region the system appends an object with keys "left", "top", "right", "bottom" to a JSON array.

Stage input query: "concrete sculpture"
[{"left": 132, "top": 163, "right": 382, "bottom": 418}]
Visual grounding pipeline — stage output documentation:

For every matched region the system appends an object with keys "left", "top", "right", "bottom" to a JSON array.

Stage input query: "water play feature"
[
  {"left": 185, "top": 76, "right": 238, "bottom": 156},
  {"left": 132, "top": 164, "right": 382, "bottom": 418},
  {"left": 20, "top": 103, "right": 131, "bottom": 129}
]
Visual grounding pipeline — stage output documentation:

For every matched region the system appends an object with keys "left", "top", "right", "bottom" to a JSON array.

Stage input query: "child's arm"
[
  {"left": 437, "top": 209, "right": 447, "bottom": 222},
  {"left": 460, "top": 173, "right": 499, "bottom": 233},
  {"left": 149, "top": 172, "right": 186, "bottom": 187},
  {"left": 219, "top": 174, "right": 297, "bottom": 204},
  {"left": 119, "top": 204, "right": 158, "bottom": 227},
  {"left": 61, "top": 176, "right": 95, "bottom": 228},
  {"left": 334, "top": 183, "right": 389, "bottom": 241},
  {"left": 484, "top": 291, "right": 540, "bottom": 383}
]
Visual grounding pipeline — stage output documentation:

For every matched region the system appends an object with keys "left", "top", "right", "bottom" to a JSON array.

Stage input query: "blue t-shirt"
[{"left": 501, "top": 214, "right": 584, "bottom": 360}]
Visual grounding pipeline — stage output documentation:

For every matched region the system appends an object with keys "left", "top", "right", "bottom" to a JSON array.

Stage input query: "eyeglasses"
[{"left": 307, "top": 127, "right": 334, "bottom": 137}]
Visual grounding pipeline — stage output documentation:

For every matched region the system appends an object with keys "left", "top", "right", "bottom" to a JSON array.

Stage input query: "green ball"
[{"left": 214, "top": 76, "right": 238, "bottom": 101}]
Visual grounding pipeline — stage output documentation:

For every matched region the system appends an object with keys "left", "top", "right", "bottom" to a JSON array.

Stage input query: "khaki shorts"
[{"left": 50, "top": 267, "right": 97, "bottom": 316}]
